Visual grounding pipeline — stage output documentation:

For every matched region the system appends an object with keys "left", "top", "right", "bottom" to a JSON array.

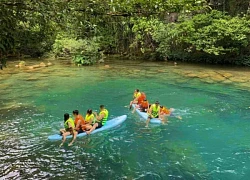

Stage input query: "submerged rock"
[
  {"left": 197, "top": 74, "right": 210, "bottom": 78},
  {"left": 222, "top": 72, "right": 233, "bottom": 78},
  {"left": 186, "top": 73, "right": 198, "bottom": 78},
  {"left": 210, "top": 74, "right": 226, "bottom": 82},
  {"left": 229, "top": 77, "right": 248, "bottom": 83}
]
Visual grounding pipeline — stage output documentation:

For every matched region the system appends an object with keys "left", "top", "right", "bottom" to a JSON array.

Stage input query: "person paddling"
[
  {"left": 132, "top": 98, "right": 149, "bottom": 113},
  {"left": 145, "top": 101, "right": 161, "bottom": 127},
  {"left": 86, "top": 105, "right": 109, "bottom": 135},
  {"left": 160, "top": 106, "right": 182, "bottom": 121},
  {"left": 60, "top": 113, "right": 77, "bottom": 147}
]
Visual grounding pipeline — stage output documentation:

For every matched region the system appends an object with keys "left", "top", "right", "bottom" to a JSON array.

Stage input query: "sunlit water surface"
[{"left": 1, "top": 59, "right": 250, "bottom": 180}]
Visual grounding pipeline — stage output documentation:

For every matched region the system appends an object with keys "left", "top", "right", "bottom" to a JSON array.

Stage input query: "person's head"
[
  {"left": 134, "top": 89, "right": 139, "bottom": 93},
  {"left": 155, "top": 101, "right": 160, "bottom": 106},
  {"left": 160, "top": 105, "right": 163, "bottom": 109},
  {"left": 64, "top": 113, "right": 70, "bottom": 122},
  {"left": 100, "top": 105, "right": 105, "bottom": 110},
  {"left": 72, "top": 110, "right": 79, "bottom": 118},
  {"left": 87, "top": 109, "right": 92, "bottom": 115}
]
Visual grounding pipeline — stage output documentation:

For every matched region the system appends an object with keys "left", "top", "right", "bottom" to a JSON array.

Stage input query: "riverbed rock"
[
  {"left": 197, "top": 74, "right": 210, "bottom": 78},
  {"left": 222, "top": 72, "right": 233, "bottom": 78},
  {"left": 47, "top": 62, "right": 52, "bottom": 66},
  {"left": 39, "top": 62, "right": 46, "bottom": 67},
  {"left": 229, "top": 77, "right": 248, "bottom": 83},
  {"left": 104, "top": 65, "right": 110, "bottom": 68},
  {"left": 157, "top": 69, "right": 165, "bottom": 72},
  {"left": 18, "top": 61, "right": 26, "bottom": 67},
  {"left": 186, "top": 73, "right": 198, "bottom": 78},
  {"left": 210, "top": 74, "right": 226, "bottom": 82},
  {"left": 33, "top": 65, "right": 40, "bottom": 68},
  {"left": 26, "top": 77, "right": 39, "bottom": 81},
  {"left": 28, "top": 66, "right": 34, "bottom": 70},
  {"left": 223, "top": 80, "right": 232, "bottom": 84}
]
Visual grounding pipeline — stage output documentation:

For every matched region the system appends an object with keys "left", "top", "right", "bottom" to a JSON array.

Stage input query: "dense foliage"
[
  {"left": 1, "top": 0, "right": 250, "bottom": 65},
  {"left": 153, "top": 10, "right": 250, "bottom": 64}
]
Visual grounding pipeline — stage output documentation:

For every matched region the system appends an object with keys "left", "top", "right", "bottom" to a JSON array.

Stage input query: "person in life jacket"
[
  {"left": 60, "top": 113, "right": 77, "bottom": 147},
  {"left": 83, "top": 109, "right": 95, "bottom": 129},
  {"left": 160, "top": 105, "right": 182, "bottom": 121},
  {"left": 145, "top": 101, "right": 161, "bottom": 127},
  {"left": 132, "top": 92, "right": 147, "bottom": 113},
  {"left": 132, "top": 98, "right": 149, "bottom": 113},
  {"left": 137, "top": 92, "right": 146, "bottom": 105},
  {"left": 86, "top": 105, "right": 109, "bottom": 135},
  {"left": 129, "top": 89, "right": 141, "bottom": 109},
  {"left": 140, "top": 99, "right": 149, "bottom": 112},
  {"left": 73, "top": 110, "right": 86, "bottom": 134}
]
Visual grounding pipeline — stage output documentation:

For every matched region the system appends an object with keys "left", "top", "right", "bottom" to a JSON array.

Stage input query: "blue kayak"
[
  {"left": 48, "top": 115, "right": 127, "bottom": 140},
  {"left": 132, "top": 104, "right": 161, "bottom": 124}
]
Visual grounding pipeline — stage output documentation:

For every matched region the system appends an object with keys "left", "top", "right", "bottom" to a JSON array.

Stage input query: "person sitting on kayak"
[
  {"left": 84, "top": 109, "right": 95, "bottom": 130},
  {"left": 137, "top": 92, "right": 146, "bottom": 105},
  {"left": 129, "top": 89, "right": 141, "bottom": 109},
  {"left": 145, "top": 101, "right": 161, "bottom": 127},
  {"left": 132, "top": 98, "right": 149, "bottom": 113},
  {"left": 86, "top": 105, "right": 109, "bottom": 135},
  {"left": 60, "top": 113, "right": 77, "bottom": 147},
  {"left": 160, "top": 106, "right": 182, "bottom": 121},
  {"left": 73, "top": 110, "right": 86, "bottom": 134}
]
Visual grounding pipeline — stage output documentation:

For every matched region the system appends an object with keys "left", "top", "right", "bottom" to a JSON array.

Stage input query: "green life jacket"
[
  {"left": 151, "top": 104, "right": 160, "bottom": 117},
  {"left": 99, "top": 109, "right": 108, "bottom": 125},
  {"left": 64, "top": 118, "right": 75, "bottom": 129}
]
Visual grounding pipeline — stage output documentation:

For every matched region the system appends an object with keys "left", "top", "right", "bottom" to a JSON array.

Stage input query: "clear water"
[{"left": 1, "top": 59, "right": 250, "bottom": 179}]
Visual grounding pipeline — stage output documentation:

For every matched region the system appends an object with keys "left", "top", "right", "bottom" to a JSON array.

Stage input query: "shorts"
[
  {"left": 96, "top": 122, "right": 103, "bottom": 129},
  {"left": 148, "top": 115, "right": 159, "bottom": 119},
  {"left": 140, "top": 108, "right": 147, "bottom": 112},
  {"left": 77, "top": 129, "right": 84, "bottom": 134}
]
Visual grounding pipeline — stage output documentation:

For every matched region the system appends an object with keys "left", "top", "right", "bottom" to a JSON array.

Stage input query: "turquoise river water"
[{"left": 1, "top": 59, "right": 250, "bottom": 180}]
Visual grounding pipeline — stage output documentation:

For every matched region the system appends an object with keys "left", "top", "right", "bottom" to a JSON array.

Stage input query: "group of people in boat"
[
  {"left": 60, "top": 105, "right": 108, "bottom": 146},
  {"left": 59, "top": 89, "right": 181, "bottom": 146},
  {"left": 129, "top": 89, "right": 182, "bottom": 127}
]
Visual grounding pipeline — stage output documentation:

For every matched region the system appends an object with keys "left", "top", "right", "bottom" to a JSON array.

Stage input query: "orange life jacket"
[
  {"left": 140, "top": 100, "right": 149, "bottom": 109},
  {"left": 137, "top": 92, "right": 146, "bottom": 104},
  {"left": 160, "top": 107, "right": 171, "bottom": 115},
  {"left": 74, "top": 115, "right": 85, "bottom": 131}
]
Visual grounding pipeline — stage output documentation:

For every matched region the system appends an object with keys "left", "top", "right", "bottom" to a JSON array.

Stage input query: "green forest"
[{"left": 1, "top": 0, "right": 250, "bottom": 66}]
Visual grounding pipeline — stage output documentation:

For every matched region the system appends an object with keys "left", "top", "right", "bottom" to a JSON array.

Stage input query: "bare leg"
[
  {"left": 60, "top": 131, "right": 71, "bottom": 147},
  {"left": 60, "top": 128, "right": 66, "bottom": 134},
  {"left": 129, "top": 101, "right": 133, "bottom": 109},
  {"left": 132, "top": 105, "right": 139, "bottom": 113},
  {"left": 86, "top": 123, "right": 98, "bottom": 135},
  {"left": 84, "top": 124, "right": 92, "bottom": 130},
  {"left": 145, "top": 116, "right": 151, "bottom": 127},
  {"left": 68, "top": 131, "right": 77, "bottom": 146},
  {"left": 160, "top": 114, "right": 168, "bottom": 124}
]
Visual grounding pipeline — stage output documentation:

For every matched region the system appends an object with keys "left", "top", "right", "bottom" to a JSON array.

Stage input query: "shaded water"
[{"left": 1, "top": 59, "right": 250, "bottom": 179}]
